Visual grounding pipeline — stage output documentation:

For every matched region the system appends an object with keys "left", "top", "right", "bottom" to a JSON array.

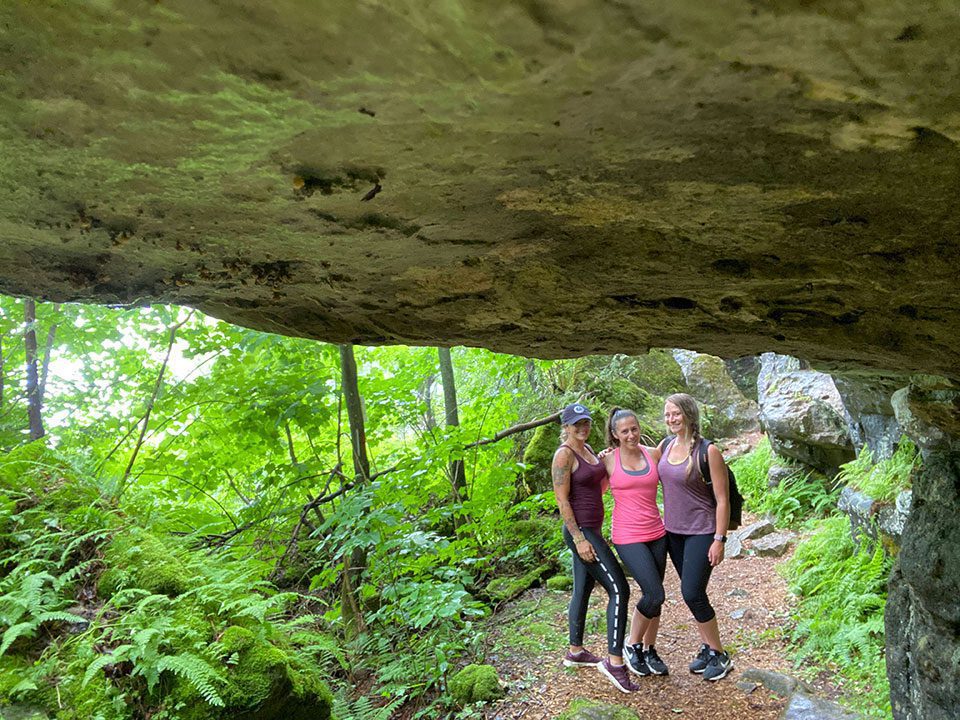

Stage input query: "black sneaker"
[
  {"left": 643, "top": 646, "right": 669, "bottom": 675},
  {"left": 688, "top": 643, "right": 711, "bottom": 674},
  {"left": 702, "top": 649, "right": 733, "bottom": 681},
  {"left": 598, "top": 658, "right": 639, "bottom": 693},
  {"left": 623, "top": 643, "right": 651, "bottom": 677}
]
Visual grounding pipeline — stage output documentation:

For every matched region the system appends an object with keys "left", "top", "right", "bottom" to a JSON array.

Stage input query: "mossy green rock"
[
  {"left": 174, "top": 626, "right": 333, "bottom": 720},
  {"left": 449, "top": 664, "right": 504, "bottom": 705},
  {"left": 99, "top": 526, "right": 192, "bottom": 597},
  {"left": 520, "top": 423, "right": 560, "bottom": 497},
  {"left": 557, "top": 698, "right": 639, "bottom": 720},
  {"left": 546, "top": 574, "right": 573, "bottom": 591}
]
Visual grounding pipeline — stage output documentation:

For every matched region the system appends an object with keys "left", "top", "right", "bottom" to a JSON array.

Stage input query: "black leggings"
[
  {"left": 615, "top": 535, "right": 667, "bottom": 619},
  {"left": 563, "top": 526, "right": 629, "bottom": 655},
  {"left": 666, "top": 532, "right": 716, "bottom": 624}
]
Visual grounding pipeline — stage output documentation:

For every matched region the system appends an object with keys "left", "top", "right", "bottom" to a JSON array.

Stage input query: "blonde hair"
[{"left": 665, "top": 393, "right": 702, "bottom": 479}]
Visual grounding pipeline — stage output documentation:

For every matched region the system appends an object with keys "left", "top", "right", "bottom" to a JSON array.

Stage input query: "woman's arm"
[
  {"left": 552, "top": 447, "right": 596, "bottom": 562},
  {"left": 706, "top": 443, "right": 730, "bottom": 567}
]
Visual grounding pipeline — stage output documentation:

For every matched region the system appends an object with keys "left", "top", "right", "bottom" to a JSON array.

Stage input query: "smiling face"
[
  {"left": 663, "top": 401, "right": 687, "bottom": 436},
  {"left": 614, "top": 415, "right": 641, "bottom": 448},
  {"left": 567, "top": 417, "right": 592, "bottom": 442}
]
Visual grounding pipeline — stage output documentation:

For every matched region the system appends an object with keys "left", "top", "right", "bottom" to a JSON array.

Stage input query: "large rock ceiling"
[{"left": 2, "top": 1, "right": 959, "bottom": 375}]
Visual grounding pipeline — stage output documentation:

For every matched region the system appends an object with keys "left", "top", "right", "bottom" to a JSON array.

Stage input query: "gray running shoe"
[
  {"left": 623, "top": 643, "right": 651, "bottom": 677},
  {"left": 598, "top": 658, "right": 639, "bottom": 693},
  {"left": 688, "top": 643, "right": 711, "bottom": 673},
  {"left": 644, "top": 646, "right": 669, "bottom": 675},
  {"left": 702, "top": 650, "right": 733, "bottom": 681}
]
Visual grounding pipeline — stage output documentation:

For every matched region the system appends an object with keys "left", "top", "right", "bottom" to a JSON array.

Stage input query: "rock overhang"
[{"left": 1, "top": 0, "right": 959, "bottom": 377}]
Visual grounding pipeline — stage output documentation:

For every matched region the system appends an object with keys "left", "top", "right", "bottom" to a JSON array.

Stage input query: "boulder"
[
  {"left": 672, "top": 349, "right": 760, "bottom": 437},
  {"left": 735, "top": 519, "right": 776, "bottom": 541},
  {"left": 757, "top": 353, "right": 855, "bottom": 475},
  {"left": 767, "top": 463, "right": 806, "bottom": 489},
  {"left": 449, "top": 664, "right": 505, "bottom": 705},
  {"left": 838, "top": 486, "right": 912, "bottom": 551},
  {"left": 749, "top": 531, "right": 796, "bottom": 557},
  {"left": 833, "top": 374, "right": 907, "bottom": 461},
  {"left": 557, "top": 699, "right": 639, "bottom": 720},
  {"left": 724, "top": 356, "right": 761, "bottom": 403},
  {"left": 782, "top": 692, "right": 862, "bottom": 720},
  {"left": 739, "top": 667, "right": 804, "bottom": 697}
]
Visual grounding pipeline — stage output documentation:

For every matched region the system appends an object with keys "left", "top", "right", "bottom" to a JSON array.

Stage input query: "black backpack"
[{"left": 658, "top": 436, "right": 743, "bottom": 530}]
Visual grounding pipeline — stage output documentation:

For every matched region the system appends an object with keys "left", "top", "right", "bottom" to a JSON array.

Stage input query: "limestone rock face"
[
  {"left": 834, "top": 374, "right": 905, "bottom": 460},
  {"left": 672, "top": 349, "right": 760, "bottom": 437},
  {"left": 886, "top": 378, "right": 960, "bottom": 720},
  {"left": 1, "top": 2, "right": 960, "bottom": 375},
  {"left": 757, "top": 353, "right": 855, "bottom": 474}
]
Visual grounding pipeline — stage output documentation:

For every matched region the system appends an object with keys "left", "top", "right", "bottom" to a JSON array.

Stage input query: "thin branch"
[
  {"left": 285, "top": 421, "right": 299, "bottom": 466},
  {"left": 135, "top": 471, "right": 238, "bottom": 529},
  {"left": 464, "top": 411, "right": 560, "bottom": 449},
  {"left": 117, "top": 312, "right": 193, "bottom": 497}
]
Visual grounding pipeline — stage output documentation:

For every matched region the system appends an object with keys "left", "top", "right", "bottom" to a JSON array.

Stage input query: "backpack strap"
[
  {"left": 698, "top": 439, "right": 713, "bottom": 485},
  {"left": 657, "top": 434, "right": 675, "bottom": 455}
]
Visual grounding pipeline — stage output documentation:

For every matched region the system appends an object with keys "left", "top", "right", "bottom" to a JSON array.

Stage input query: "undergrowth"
[
  {"left": 782, "top": 516, "right": 891, "bottom": 718},
  {"left": 731, "top": 437, "right": 838, "bottom": 527},
  {"left": 835, "top": 438, "right": 917, "bottom": 502}
]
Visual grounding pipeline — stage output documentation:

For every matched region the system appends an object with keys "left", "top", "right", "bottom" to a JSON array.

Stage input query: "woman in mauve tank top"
[
  {"left": 658, "top": 393, "right": 734, "bottom": 682},
  {"left": 551, "top": 403, "right": 637, "bottom": 694}
]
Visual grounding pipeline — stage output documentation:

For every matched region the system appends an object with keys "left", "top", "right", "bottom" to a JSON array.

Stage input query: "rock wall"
[{"left": 886, "top": 378, "right": 960, "bottom": 720}]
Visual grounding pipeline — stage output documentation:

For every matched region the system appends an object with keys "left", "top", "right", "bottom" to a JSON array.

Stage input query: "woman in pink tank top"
[{"left": 601, "top": 407, "right": 670, "bottom": 678}]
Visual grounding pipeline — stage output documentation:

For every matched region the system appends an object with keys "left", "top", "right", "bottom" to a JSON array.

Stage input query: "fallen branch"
[{"left": 465, "top": 411, "right": 560, "bottom": 449}]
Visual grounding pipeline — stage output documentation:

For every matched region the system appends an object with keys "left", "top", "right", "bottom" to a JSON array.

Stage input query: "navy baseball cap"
[{"left": 560, "top": 403, "right": 592, "bottom": 425}]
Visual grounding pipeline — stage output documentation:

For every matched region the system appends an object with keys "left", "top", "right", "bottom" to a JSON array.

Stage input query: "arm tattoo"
[{"left": 552, "top": 452, "right": 572, "bottom": 488}]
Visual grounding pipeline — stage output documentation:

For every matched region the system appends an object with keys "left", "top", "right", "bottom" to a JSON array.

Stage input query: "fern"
[
  {"left": 157, "top": 653, "right": 225, "bottom": 707},
  {"left": 334, "top": 693, "right": 406, "bottom": 720}
]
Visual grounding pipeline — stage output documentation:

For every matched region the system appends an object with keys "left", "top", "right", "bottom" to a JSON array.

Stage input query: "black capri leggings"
[
  {"left": 615, "top": 535, "right": 667, "bottom": 619},
  {"left": 666, "top": 532, "right": 716, "bottom": 624},
  {"left": 563, "top": 525, "right": 630, "bottom": 655}
]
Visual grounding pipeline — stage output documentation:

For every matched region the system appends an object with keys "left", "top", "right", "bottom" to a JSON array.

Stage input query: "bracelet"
[
  {"left": 714, "top": 535, "right": 727, "bottom": 543},
  {"left": 573, "top": 533, "right": 586, "bottom": 544}
]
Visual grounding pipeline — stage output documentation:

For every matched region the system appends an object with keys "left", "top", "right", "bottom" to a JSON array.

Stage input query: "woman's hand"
[
  {"left": 708, "top": 540, "right": 725, "bottom": 567},
  {"left": 597, "top": 446, "right": 614, "bottom": 459},
  {"left": 576, "top": 538, "right": 597, "bottom": 562}
]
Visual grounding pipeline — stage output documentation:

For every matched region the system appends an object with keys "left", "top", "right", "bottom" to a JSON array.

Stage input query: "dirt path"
[{"left": 482, "top": 531, "right": 822, "bottom": 719}]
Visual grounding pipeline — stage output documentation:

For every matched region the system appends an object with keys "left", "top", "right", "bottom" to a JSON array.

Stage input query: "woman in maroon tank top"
[{"left": 551, "top": 403, "right": 636, "bottom": 694}]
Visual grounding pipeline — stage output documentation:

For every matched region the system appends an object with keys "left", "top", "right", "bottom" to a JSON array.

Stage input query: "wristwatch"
[{"left": 714, "top": 535, "right": 727, "bottom": 543}]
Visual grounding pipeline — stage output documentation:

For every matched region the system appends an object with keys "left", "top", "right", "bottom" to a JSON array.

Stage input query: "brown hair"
[{"left": 606, "top": 407, "right": 639, "bottom": 447}]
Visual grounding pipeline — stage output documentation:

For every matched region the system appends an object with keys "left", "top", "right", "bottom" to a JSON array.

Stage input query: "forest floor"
[{"left": 478, "top": 515, "right": 849, "bottom": 720}]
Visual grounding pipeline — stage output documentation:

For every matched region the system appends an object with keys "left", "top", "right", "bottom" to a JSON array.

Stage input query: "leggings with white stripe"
[{"left": 563, "top": 525, "right": 629, "bottom": 655}]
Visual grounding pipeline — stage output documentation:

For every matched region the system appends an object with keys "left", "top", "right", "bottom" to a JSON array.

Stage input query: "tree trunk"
[
  {"left": 38, "top": 304, "right": 60, "bottom": 402},
  {"left": 23, "top": 299, "right": 44, "bottom": 441},
  {"left": 338, "top": 343, "right": 368, "bottom": 637},
  {"left": 438, "top": 346, "right": 467, "bottom": 495},
  {"left": 417, "top": 373, "right": 437, "bottom": 432}
]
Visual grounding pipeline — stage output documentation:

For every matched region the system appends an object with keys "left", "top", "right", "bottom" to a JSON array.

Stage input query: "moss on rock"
[
  {"left": 449, "top": 664, "right": 504, "bottom": 705},
  {"left": 546, "top": 574, "right": 573, "bottom": 591},
  {"left": 173, "top": 625, "right": 333, "bottom": 720},
  {"left": 98, "top": 526, "right": 192, "bottom": 598},
  {"left": 557, "top": 698, "right": 639, "bottom": 719}
]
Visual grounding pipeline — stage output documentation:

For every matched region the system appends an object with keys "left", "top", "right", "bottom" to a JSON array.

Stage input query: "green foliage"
[
  {"left": 782, "top": 516, "right": 892, "bottom": 718},
  {"left": 731, "top": 437, "right": 838, "bottom": 527},
  {"left": 836, "top": 438, "right": 917, "bottom": 502}
]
